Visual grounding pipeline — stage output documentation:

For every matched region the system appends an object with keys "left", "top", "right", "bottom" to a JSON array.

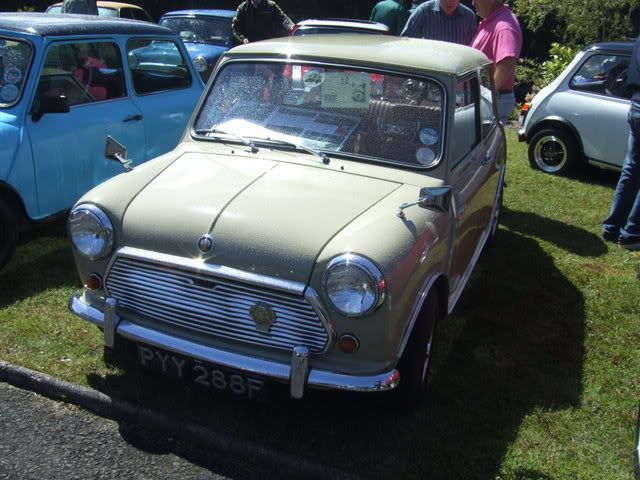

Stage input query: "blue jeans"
[
  {"left": 603, "top": 100, "right": 640, "bottom": 244},
  {"left": 497, "top": 91, "right": 515, "bottom": 125}
]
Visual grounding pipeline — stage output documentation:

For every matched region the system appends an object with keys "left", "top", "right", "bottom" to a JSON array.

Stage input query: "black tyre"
[
  {"left": 0, "top": 200, "right": 17, "bottom": 270},
  {"left": 391, "top": 292, "right": 441, "bottom": 408},
  {"left": 528, "top": 128, "right": 580, "bottom": 175}
]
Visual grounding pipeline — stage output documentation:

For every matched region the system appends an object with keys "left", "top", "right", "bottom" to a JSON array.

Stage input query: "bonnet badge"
[{"left": 197, "top": 235, "right": 214, "bottom": 253}]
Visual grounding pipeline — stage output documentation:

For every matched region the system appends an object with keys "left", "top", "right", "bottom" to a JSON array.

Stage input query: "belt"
[{"left": 498, "top": 89, "right": 513, "bottom": 94}]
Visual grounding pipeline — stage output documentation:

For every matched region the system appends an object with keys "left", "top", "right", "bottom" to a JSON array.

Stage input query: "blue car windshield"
[
  {"left": 0, "top": 37, "right": 32, "bottom": 108},
  {"left": 161, "top": 17, "right": 231, "bottom": 46},
  {"left": 195, "top": 62, "right": 445, "bottom": 169}
]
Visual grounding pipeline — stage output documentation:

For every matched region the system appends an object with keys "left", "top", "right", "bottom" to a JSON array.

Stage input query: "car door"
[
  {"left": 447, "top": 71, "right": 500, "bottom": 300},
  {"left": 26, "top": 39, "right": 145, "bottom": 216},
  {"left": 125, "top": 38, "right": 203, "bottom": 160},
  {"left": 565, "top": 52, "right": 631, "bottom": 167}
]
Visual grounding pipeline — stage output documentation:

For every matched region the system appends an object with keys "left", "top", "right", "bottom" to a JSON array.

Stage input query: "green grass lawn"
[{"left": 1, "top": 129, "right": 639, "bottom": 479}]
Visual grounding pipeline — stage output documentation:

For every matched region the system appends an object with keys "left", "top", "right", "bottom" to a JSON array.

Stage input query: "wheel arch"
[
  {"left": 527, "top": 116, "right": 584, "bottom": 157},
  {"left": 0, "top": 182, "right": 31, "bottom": 234}
]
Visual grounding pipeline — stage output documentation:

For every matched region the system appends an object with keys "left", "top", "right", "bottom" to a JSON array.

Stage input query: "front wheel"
[
  {"left": 391, "top": 293, "right": 441, "bottom": 408},
  {"left": 528, "top": 128, "right": 579, "bottom": 175},
  {"left": 0, "top": 200, "right": 17, "bottom": 270}
]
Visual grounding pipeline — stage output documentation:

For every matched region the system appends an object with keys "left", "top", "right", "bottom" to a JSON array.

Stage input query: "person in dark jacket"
[
  {"left": 369, "top": 0, "right": 409, "bottom": 36},
  {"left": 61, "top": 0, "right": 98, "bottom": 15},
  {"left": 232, "top": 0, "right": 294, "bottom": 44},
  {"left": 603, "top": 7, "right": 640, "bottom": 250}
]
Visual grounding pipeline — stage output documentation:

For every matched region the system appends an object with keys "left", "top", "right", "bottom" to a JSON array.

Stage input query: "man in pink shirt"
[{"left": 471, "top": 0, "right": 522, "bottom": 124}]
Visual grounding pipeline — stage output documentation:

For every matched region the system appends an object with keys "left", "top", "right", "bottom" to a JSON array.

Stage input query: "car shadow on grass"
[
  {"left": 0, "top": 218, "right": 78, "bottom": 309},
  {"left": 501, "top": 207, "right": 607, "bottom": 257},
  {"left": 86, "top": 225, "right": 584, "bottom": 480}
]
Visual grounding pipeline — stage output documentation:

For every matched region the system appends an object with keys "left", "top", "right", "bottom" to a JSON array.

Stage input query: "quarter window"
[
  {"left": 37, "top": 41, "right": 126, "bottom": 107},
  {"left": 451, "top": 78, "right": 480, "bottom": 166},
  {"left": 0, "top": 37, "right": 32, "bottom": 108},
  {"left": 570, "top": 54, "right": 631, "bottom": 99},
  {"left": 479, "top": 65, "right": 495, "bottom": 138},
  {"left": 126, "top": 39, "right": 192, "bottom": 95}
]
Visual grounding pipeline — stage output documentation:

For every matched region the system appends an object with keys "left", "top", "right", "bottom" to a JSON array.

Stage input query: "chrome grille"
[{"left": 105, "top": 255, "right": 329, "bottom": 353}]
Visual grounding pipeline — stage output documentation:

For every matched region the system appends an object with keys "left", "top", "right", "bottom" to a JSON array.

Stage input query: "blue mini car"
[
  {"left": 159, "top": 9, "right": 236, "bottom": 81},
  {"left": 0, "top": 13, "right": 204, "bottom": 268}
]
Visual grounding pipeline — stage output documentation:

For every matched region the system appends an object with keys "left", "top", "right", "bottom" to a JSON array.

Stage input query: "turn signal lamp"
[
  {"left": 85, "top": 273, "right": 103, "bottom": 290},
  {"left": 519, "top": 102, "right": 531, "bottom": 127},
  {"left": 338, "top": 334, "right": 359, "bottom": 353}
]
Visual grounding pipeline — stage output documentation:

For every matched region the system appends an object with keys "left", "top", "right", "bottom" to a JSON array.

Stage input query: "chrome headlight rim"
[
  {"left": 193, "top": 55, "right": 208, "bottom": 72},
  {"left": 68, "top": 204, "right": 114, "bottom": 260},
  {"left": 322, "top": 253, "right": 386, "bottom": 318}
]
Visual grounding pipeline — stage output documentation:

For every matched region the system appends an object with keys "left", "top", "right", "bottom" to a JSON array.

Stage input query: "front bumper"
[{"left": 69, "top": 292, "right": 400, "bottom": 399}]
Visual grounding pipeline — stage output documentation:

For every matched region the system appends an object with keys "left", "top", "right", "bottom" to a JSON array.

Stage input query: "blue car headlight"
[
  {"left": 322, "top": 254, "right": 386, "bottom": 317},
  {"left": 68, "top": 204, "right": 114, "bottom": 260}
]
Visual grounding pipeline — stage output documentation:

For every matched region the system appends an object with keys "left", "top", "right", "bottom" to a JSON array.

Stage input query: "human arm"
[
  {"left": 494, "top": 57, "right": 517, "bottom": 91},
  {"left": 232, "top": 5, "right": 248, "bottom": 43},
  {"left": 269, "top": 1, "right": 294, "bottom": 33}
]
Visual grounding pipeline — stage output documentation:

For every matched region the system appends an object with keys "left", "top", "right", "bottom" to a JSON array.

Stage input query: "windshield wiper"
[
  {"left": 255, "top": 137, "right": 330, "bottom": 164},
  {"left": 195, "top": 127, "right": 259, "bottom": 153}
]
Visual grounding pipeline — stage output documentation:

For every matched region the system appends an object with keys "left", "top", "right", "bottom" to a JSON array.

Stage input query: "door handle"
[
  {"left": 481, "top": 152, "right": 493, "bottom": 165},
  {"left": 123, "top": 114, "right": 143, "bottom": 122}
]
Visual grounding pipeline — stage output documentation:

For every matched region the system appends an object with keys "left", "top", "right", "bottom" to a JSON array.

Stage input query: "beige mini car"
[
  {"left": 68, "top": 35, "right": 506, "bottom": 404},
  {"left": 46, "top": 1, "right": 154, "bottom": 22}
]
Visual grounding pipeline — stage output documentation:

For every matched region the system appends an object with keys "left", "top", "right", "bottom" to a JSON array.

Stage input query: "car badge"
[
  {"left": 250, "top": 302, "right": 277, "bottom": 333},
  {"left": 197, "top": 235, "right": 214, "bottom": 253}
]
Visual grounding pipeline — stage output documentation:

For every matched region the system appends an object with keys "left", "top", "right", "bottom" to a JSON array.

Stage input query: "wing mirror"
[
  {"left": 31, "top": 94, "right": 70, "bottom": 122},
  {"left": 397, "top": 186, "right": 451, "bottom": 219},
  {"left": 105, "top": 136, "right": 133, "bottom": 172}
]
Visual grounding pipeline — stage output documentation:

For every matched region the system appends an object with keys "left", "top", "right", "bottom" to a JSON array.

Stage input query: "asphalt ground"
[{"left": 0, "top": 361, "right": 357, "bottom": 480}]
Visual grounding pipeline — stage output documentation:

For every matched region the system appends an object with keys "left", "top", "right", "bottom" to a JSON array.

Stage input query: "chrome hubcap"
[{"left": 534, "top": 135, "right": 567, "bottom": 173}]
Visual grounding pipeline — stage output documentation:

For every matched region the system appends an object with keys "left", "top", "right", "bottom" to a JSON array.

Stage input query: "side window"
[
  {"left": 130, "top": 9, "right": 153, "bottom": 22},
  {"left": 120, "top": 8, "right": 135, "bottom": 20},
  {"left": 451, "top": 77, "right": 480, "bottom": 167},
  {"left": 126, "top": 39, "right": 192, "bottom": 95},
  {"left": 479, "top": 65, "right": 495, "bottom": 138},
  {"left": 37, "top": 41, "right": 126, "bottom": 107},
  {"left": 570, "top": 54, "right": 631, "bottom": 99}
]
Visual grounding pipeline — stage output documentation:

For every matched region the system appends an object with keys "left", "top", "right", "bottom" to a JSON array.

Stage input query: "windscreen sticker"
[
  {"left": 321, "top": 72, "right": 370, "bottom": 109},
  {"left": 303, "top": 69, "right": 325, "bottom": 89},
  {"left": 416, "top": 146, "right": 436, "bottom": 166},
  {"left": 4, "top": 67, "right": 22, "bottom": 84},
  {"left": 0, "top": 84, "right": 19, "bottom": 103},
  {"left": 419, "top": 127, "right": 438, "bottom": 146}
]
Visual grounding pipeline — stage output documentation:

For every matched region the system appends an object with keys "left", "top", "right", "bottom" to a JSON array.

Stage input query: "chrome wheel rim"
[{"left": 534, "top": 135, "right": 567, "bottom": 173}]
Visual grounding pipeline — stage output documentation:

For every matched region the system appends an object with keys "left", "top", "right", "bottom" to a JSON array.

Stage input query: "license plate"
[{"left": 137, "top": 344, "right": 265, "bottom": 399}]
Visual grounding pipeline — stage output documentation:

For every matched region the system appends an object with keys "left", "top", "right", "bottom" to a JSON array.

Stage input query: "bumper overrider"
[{"left": 69, "top": 293, "right": 400, "bottom": 399}]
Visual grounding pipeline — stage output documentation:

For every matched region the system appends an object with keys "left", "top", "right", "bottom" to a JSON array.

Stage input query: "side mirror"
[
  {"left": 31, "top": 95, "right": 70, "bottom": 122},
  {"left": 105, "top": 136, "right": 133, "bottom": 172},
  {"left": 417, "top": 186, "right": 451, "bottom": 213}
]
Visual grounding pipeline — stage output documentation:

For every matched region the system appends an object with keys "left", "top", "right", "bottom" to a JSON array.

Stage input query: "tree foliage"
[{"left": 512, "top": 0, "right": 638, "bottom": 47}]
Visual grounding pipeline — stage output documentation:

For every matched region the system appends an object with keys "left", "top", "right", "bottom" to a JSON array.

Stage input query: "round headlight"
[
  {"left": 68, "top": 205, "right": 114, "bottom": 260},
  {"left": 322, "top": 254, "right": 386, "bottom": 317},
  {"left": 193, "top": 55, "right": 208, "bottom": 73}
]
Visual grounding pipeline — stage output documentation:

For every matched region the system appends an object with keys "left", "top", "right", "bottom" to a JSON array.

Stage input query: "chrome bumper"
[{"left": 69, "top": 293, "right": 400, "bottom": 398}]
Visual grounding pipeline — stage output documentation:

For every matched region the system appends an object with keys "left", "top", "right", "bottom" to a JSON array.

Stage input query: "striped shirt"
[{"left": 401, "top": 0, "right": 477, "bottom": 46}]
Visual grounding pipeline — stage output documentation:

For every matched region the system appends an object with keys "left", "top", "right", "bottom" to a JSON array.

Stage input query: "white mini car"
[{"left": 519, "top": 41, "right": 633, "bottom": 175}]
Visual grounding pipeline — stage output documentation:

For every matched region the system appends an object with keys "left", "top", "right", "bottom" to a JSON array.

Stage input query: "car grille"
[{"left": 105, "top": 255, "right": 329, "bottom": 353}]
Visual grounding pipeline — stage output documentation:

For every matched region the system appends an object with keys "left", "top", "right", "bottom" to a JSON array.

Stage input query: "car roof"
[
  {"left": 225, "top": 35, "right": 489, "bottom": 76},
  {"left": 0, "top": 12, "right": 173, "bottom": 37},
  {"left": 584, "top": 41, "right": 634, "bottom": 53},
  {"left": 296, "top": 18, "right": 390, "bottom": 33},
  {"left": 160, "top": 9, "right": 236, "bottom": 19},
  {"left": 49, "top": 1, "right": 148, "bottom": 9}
]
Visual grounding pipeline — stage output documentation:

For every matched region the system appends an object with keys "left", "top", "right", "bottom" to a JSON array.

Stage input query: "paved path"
[{"left": 0, "top": 382, "right": 247, "bottom": 480}]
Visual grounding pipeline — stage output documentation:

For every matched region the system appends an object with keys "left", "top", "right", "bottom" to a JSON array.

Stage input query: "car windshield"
[
  {"left": 161, "top": 17, "right": 231, "bottom": 46},
  {"left": 195, "top": 62, "right": 445, "bottom": 168},
  {"left": 0, "top": 37, "right": 33, "bottom": 108}
]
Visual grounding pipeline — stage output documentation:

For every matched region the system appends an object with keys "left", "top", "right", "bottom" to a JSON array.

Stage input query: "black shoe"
[
  {"left": 619, "top": 238, "right": 640, "bottom": 251},
  {"left": 602, "top": 229, "right": 619, "bottom": 242}
]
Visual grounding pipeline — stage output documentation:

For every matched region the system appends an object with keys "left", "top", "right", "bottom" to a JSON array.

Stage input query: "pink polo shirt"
[{"left": 471, "top": 4, "right": 522, "bottom": 90}]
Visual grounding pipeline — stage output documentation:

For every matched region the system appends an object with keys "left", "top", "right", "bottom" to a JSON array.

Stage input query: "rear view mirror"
[
  {"left": 31, "top": 95, "right": 70, "bottom": 122},
  {"left": 105, "top": 136, "right": 133, "bottom": 172}
]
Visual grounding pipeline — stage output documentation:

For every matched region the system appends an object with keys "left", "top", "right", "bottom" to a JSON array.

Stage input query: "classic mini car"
[
  {"left": 519, "top": 41, "right": 633, "bottom": 175},
  {"left": 68, "top": 35, "right": 505, "bottom": 404},
  {"left": 0, "top": 13, "right": 203, "bottom": 268},
  {"left": 159, "top": 9, "right": 236, "bottom": 82},
  {"left": 46, "top": 1, "right": 155, "bottom": 22},
  {"left": 291, "top": 19, "right": 390, "bottom": 36}
]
